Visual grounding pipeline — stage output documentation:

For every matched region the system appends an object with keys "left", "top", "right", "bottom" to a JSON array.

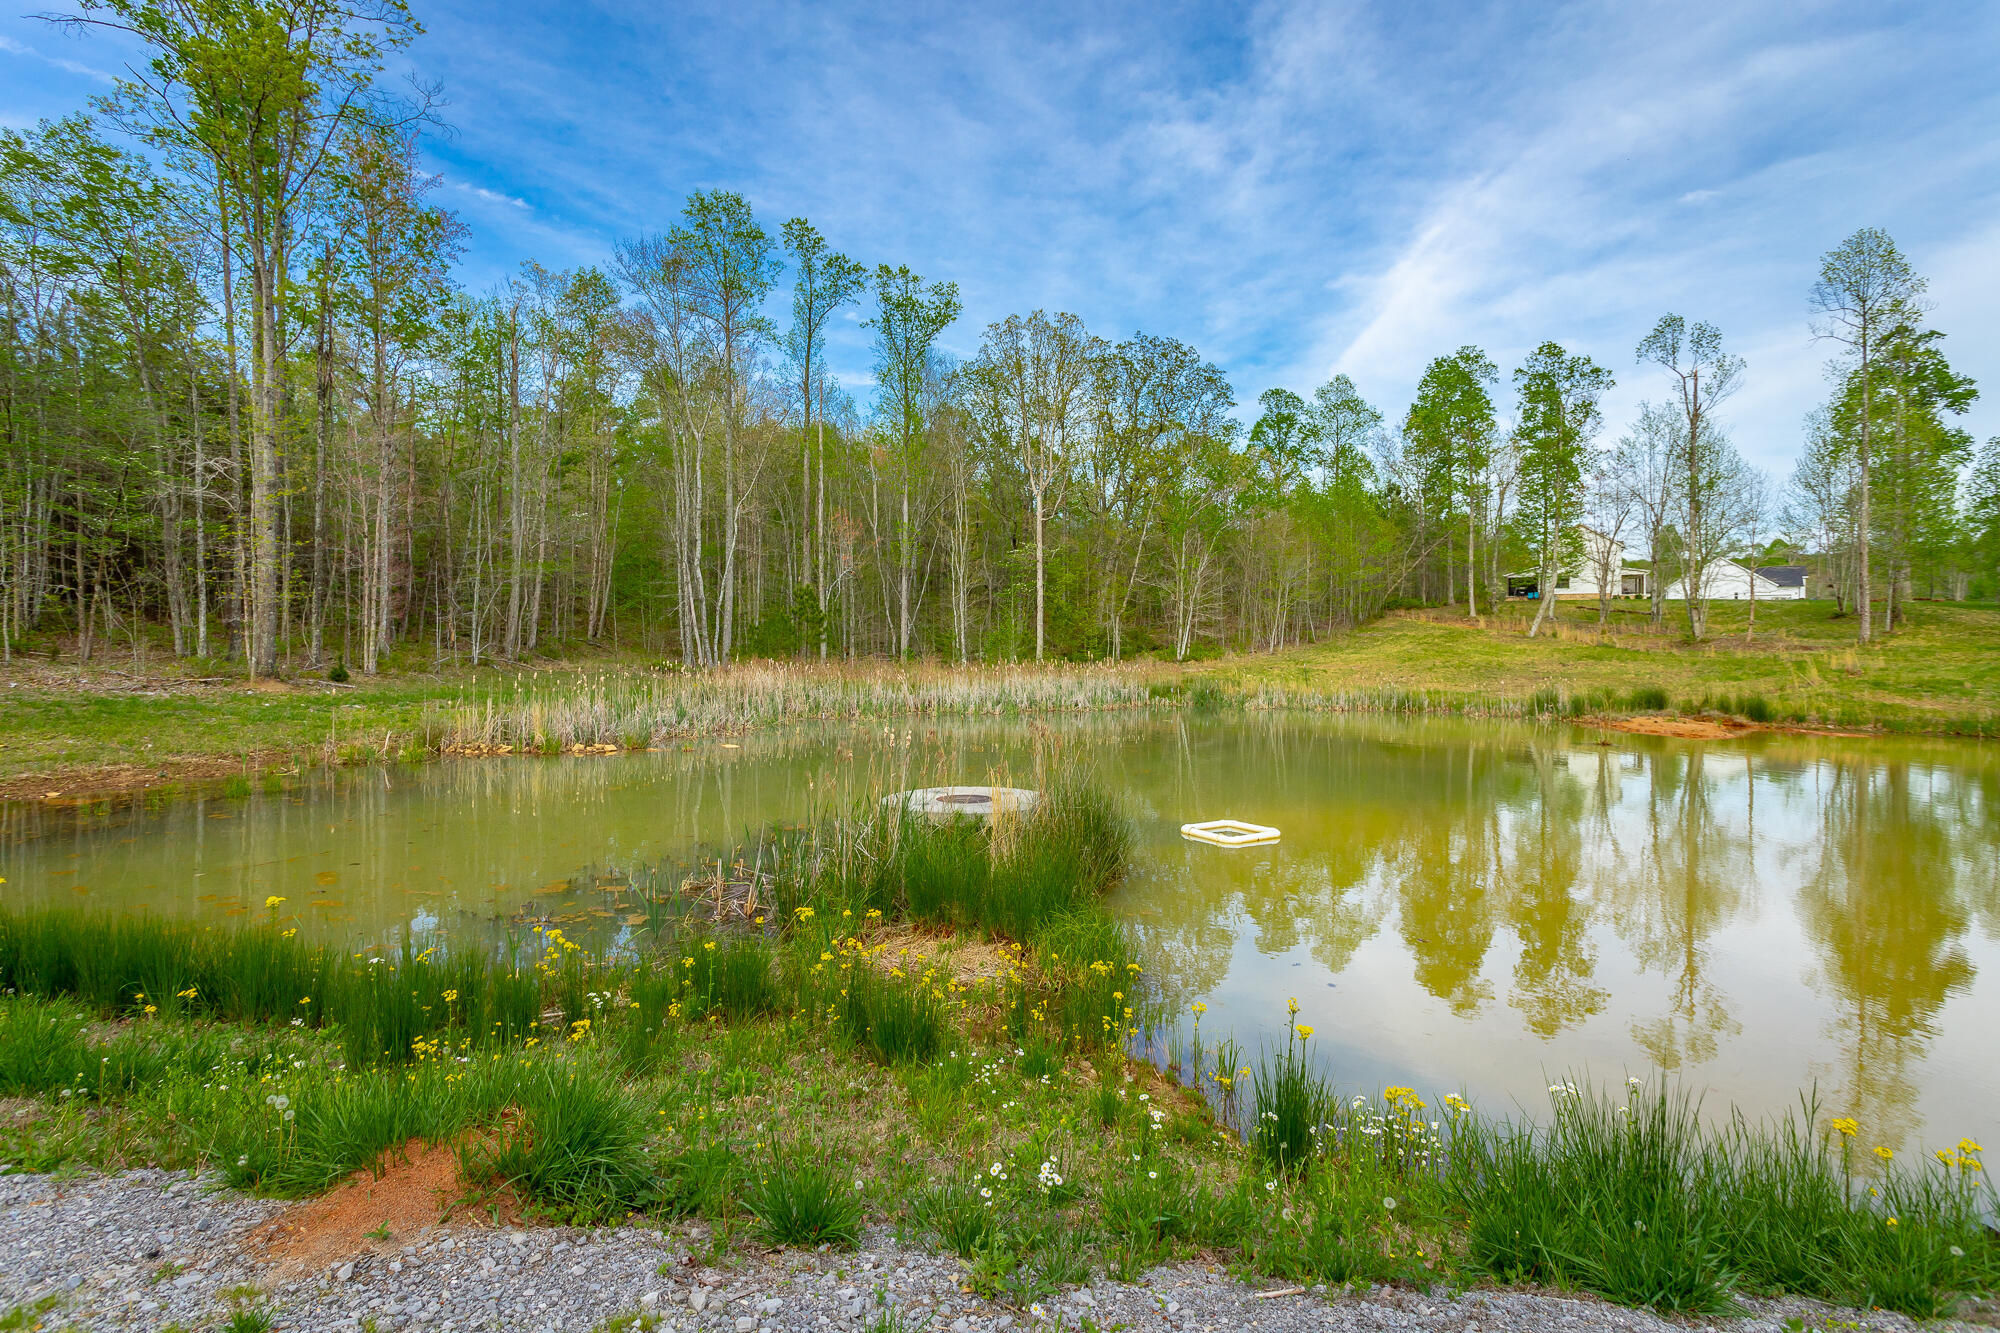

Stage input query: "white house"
[
  {"left": 1505, "top": 527, "right": 1650, "bottom": 601},
  {"left": 1661, "top": 560, "right": 1808, "bottom": 601}
]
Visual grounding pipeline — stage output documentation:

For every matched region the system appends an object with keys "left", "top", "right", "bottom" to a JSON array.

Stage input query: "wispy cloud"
[
  {"left": 0, "top": 33, "right": 115, "bottom": 85},
  {"left": 7, "top": 2, "right": 1996, "bottom": 468},
  {"left": 446, "top": 179, "right": 532, "bottom": 211}
]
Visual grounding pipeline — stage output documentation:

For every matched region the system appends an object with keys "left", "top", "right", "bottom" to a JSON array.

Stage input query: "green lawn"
[
  {"left": 0, "top": 667, "right": 486, "bottom": 792},
  {"left": 1210, "top": 599, "right": 2000, "bottom": 734}
]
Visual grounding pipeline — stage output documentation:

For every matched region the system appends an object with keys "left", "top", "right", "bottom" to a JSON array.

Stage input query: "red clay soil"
[
  {"left": 247, "top": 1139, "right": 509, "bottom": 1278},
  {"left": 1586, "top": 715, "right": 1751, "bottom": 740}
]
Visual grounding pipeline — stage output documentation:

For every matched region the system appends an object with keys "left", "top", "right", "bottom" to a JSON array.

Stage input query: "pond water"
[{"left": 3, "top": 714, "right": 1997, "bottom": 1154}]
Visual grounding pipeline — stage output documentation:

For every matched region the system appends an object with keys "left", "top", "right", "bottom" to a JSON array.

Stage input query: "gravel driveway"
[{"left": 0, "top": 1169, "right": 1985, "bottom": 1333}]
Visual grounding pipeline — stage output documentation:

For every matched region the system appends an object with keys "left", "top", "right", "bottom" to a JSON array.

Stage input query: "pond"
[{"left": 4, "top": 713, "right": 1997, "bottom": 1154}]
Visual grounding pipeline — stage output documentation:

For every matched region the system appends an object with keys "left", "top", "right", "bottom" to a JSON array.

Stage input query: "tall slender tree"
[
  {"left": 970, "top": 310, "right": 1100, "bottom": 661},
  {"left": 1512, "top": 341, "right": 1613, "bottom": 637},
  {"left": 1810, "top": 228, "right": 1924, "bottom": 642},
  {"left": 65, "top": 0, "right": 425, "bottom": 675},
  {"left": 780, "top": 219, "right": 866, "bottom": 659},
  {"left": 868, "top": 263, "right": 960, "bottom": 658},
  {"left": 1636, "top": 315, "right": 1743, "bottom": 640},
  {"left": 1403, "top": 346, "right": 1497, "bottom": 615}
]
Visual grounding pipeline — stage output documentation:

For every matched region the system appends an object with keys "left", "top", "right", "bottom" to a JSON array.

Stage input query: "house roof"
[{"left": 1756, "top": 565, "right": 1807, "bottom": 588}]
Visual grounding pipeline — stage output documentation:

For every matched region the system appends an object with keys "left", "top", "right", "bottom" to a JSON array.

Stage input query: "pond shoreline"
[{"left": 0, "top": 691, "right": 1973, "bottom": 810}]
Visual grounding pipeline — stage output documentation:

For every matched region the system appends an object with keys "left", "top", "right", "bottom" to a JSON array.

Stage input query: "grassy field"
[
  {"left": 2, "top": 598, "right": 1995, "bottom": 797},
  {"left": 1219, "top": 598, "right": 2000, "bottom": 734}
]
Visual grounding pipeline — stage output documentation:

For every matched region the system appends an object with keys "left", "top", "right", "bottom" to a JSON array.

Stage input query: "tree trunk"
[{"left": 1033, "top": 487, "right": 1046, "bottom": 661}]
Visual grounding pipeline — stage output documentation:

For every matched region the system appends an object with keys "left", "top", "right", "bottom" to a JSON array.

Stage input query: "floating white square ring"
[{"left": 1180, "top": 819, "right": 1280, "bottom": 846}]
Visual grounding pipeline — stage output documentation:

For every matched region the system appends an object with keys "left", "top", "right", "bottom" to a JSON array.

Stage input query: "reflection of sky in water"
[{"left": 3, "top": 714, "right": 1996, "bottom": 1153}]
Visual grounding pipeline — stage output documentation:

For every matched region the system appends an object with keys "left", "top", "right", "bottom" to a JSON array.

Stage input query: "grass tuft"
[{"left": 747, "top": 1140, "right": 864, "bottom": 1246}]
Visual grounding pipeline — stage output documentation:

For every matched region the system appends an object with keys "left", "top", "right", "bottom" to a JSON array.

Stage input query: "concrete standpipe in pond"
[
  {"left": 884, "top": 786, "right": 1040, "bottom": 819},
  {"left": 1181, "top": 818, "right": 1280, "bottom": 846}
]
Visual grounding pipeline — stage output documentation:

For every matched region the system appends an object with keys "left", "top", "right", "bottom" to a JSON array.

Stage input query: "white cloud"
[
  {"left": 0, "top": 33, "right": 115, "bottom": 85},
  {"left": 386, "top": 0, "right": 1998, "bottom": 469},
  {"left": 446, "top": 180, "right": 532, "bottom": 211}
]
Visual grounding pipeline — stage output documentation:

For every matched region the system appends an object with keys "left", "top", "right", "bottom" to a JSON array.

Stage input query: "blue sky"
[{"left": 6, "top": 1, "right": 1998, "bottom": 474}]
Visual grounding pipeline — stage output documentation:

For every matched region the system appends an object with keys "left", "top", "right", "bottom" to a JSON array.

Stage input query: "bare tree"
[
  {"left": 1736, "top": 468, "right": 1772, "bottom": 640},
  {"left": 1636, "top": 316, "right": 1744, "bottom": 639},
  {"left": 1583, "top": 457, "right": 1636, "bottom": 626},
  {"left": 1612, "top": 401, "right": 1681, "bottom": 629},
  {"left": 970, "top": 311, "right": 1101, "bottom": 660}
]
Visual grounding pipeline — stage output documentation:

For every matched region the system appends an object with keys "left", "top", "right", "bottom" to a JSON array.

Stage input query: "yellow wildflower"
[
  {"left": 1295, "top": 1024, "right": 1315, "bottom": 1040},
  {"left": 1830, "top": 1116, "right": 1858, "bottom": 1138},
  {"left": 1874, "top": 1145, "right": 1894, "bottom": 1161}
]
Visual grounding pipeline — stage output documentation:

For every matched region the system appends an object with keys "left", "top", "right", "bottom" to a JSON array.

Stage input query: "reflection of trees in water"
[
  {"left": 1503, "top": 746, "right": 1607, "bottom": 1036},
  {"left": 1799, "top": 757, "right": 1977, "bottom": 1147},
  {"left": 1115, "top": 717, "right": 1401, "bottom": 1009},
  {"left": 1383, "top": 743, "right": 1530, "bottom": 1018},
  {"left": 1610, "top": 747, "right": 1746, "bottom": 1070},
  {"left": 1125, "top": 720, "right": 1639, "bottom": 1032}
]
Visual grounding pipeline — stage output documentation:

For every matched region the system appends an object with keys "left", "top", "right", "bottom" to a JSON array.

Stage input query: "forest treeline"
[{"left": 3, "top": 1, "right": 1997, "bottom": 674}]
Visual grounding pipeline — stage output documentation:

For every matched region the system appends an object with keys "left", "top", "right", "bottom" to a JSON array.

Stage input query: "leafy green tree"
[
  {"left": 66, "top": 0, "right": 424, "bottom": 675},
  {"left": 1965, "top": 438, "right": 2000, "bottom": 599},
  {"left": 1786, "top": 406, "right": 1859, "bottom": 613},
  {"left": 1512, "top": 341, "right": 1613, "bottom": 636},
  {"left": 333, "top": 117, "right": 462, "bottom": 671},
  {"left": 1810, "top": 228, "right": 1926, "bottom": 641},
  {"left": 1090, "top": 333, "right": 1233, "bottom": 657},
  {"left": 780, "top": 219, "right": 867, "bottom": 660},
  {"left": 667, "top": 189, "right": 780, "bottom": 666},
  {"left": 969, "top": 310, "right": 1101, "bottom": 661},
  {"left": 1832, "top": 324, "right": 1977, "bottom": 620},
  {"left": 868, "top": 264, "right": 960, "bottom": 658},
  {"left": 1403, "top": 346, "right": 1497, "bottom": 613}
]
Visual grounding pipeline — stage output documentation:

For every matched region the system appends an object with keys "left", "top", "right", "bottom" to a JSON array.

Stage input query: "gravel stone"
[{"left": 0, "top": 1169, "right": 1988, "bottom": 1332}]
